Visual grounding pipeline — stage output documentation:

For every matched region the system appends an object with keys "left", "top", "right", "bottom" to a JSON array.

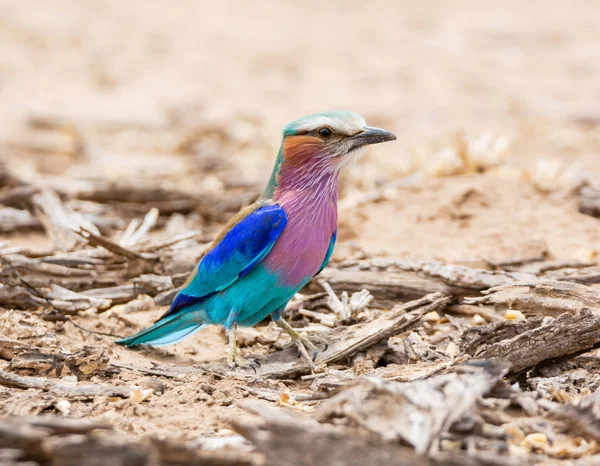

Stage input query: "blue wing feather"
[
  {"left": 167, "top": 289, "right": 212, "bottom": 316},
  {"left": 161, "top": 204, "right": 287, "bottom": 319},
  {"left": 316, "top": 229, "right": 336, "bottom": 276}
]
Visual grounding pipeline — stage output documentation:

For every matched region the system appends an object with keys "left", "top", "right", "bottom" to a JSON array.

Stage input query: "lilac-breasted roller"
[{"left": 116, "top": 111, "right": 396, "bottom": 370}]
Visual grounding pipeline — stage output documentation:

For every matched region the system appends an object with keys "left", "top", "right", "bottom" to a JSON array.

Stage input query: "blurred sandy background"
[{"left": 2, "top": 0, "right": 600, "bottom": 261}]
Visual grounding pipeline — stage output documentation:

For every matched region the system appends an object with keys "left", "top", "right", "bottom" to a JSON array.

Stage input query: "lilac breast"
[{"left": 263, "top": 184, "right": 337, "bottom": 287}]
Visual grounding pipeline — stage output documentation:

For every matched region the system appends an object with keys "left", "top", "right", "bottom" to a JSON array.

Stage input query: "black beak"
[{"left": 348, "top": 126, "right": 396, "bottom": 151}]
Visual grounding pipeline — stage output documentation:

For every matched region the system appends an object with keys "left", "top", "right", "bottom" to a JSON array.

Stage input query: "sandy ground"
[
  {"left": 2, "top": 0, "right": 600, "bottom": 259},
  {"left": 2, "top": 0, "right": 600, "bottom": 462}
]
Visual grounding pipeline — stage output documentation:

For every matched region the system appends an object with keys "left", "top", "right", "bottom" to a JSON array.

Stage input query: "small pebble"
[
  {"left": 130, "top": 388, "right": 154, "bottom": 403},
  {"left": 445, "top": 341, "right": 459, "bottom": 359},
  {"left": 522, "top": 433, "right": 548, "bottom": 451},
  {"left": 55, "top": 400, "right": 71, "bottom": 416},
  {"left": 424, "top": 311, "right": 440, "bottom": 322},
  {"left": 472, "top": 314, "right": 487, "bottom": 325},
  {"left": 140, "top": 377, "right": 166, "bottom": 394}
]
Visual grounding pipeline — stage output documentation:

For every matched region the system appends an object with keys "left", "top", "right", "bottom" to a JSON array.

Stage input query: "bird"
[{"left": 116, "top": 111, "right": 396, "bottom": 371}]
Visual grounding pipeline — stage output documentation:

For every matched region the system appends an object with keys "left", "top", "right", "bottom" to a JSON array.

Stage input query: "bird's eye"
[{"left": 317, "top": 127, "right": 332, "bottom": 138}]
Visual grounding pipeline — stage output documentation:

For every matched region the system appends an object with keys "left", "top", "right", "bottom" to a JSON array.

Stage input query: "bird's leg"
[
  {"left": 273, "top": 315, "right": 320, "bottom": 372},
  {"left": 226, "top": 313, "right": 260, "bottom": 372}
]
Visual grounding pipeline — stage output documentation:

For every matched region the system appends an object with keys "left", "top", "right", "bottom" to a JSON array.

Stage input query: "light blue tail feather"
[{"left": 115, "top": 313, "right": 206, "bottom": 347}]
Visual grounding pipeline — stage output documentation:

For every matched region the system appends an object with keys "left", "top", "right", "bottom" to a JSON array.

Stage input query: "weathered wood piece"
[
  {"left": 462, "top": 311, "right": 600, "bottom": 372},
  {"left": 9, "top": 345, "right": 109, "bottom": 378},
  {"left": 235, "top": 395, "right": 522, "bottom": 466},
  {"left": 32, "top": 189, "right": 100, "bottom": 251},
  {"left": 547, "top": 390, "right": 600, "bottom": 443},
  {"left": 235, "top": 400, "right": 435, "bottom": 466},
  {"left": 309, "top": 259, "right": 534, "bottom": 304},
  {"left": 0, "top": 369, "right": 129, "bottom": 398},
  {"left": 464, "top": 279, "right": 600, "bottom": 316},
  {"left": 543, "top": 265, "right": 600, "bottom": 284},
  {"left": 0, "top": 207, "right": 41, "bottom": 233},
  {"left": 460, "top": 318, "right": 545, "bottom": 357},
  {"left": 0, "top": 415, "right": 257, "bottom": 466},
  {"left": 314, "top": 360, "right": 508, "bottom": 454}
]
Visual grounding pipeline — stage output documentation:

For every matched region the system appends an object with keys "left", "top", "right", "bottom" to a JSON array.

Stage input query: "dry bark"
[
  {"left": 464, "top": 279, "right": 600, "bottom": 316},
  {"left": 235, "top": 397, "right": 523, "bottom": 466},
  {"left": 543, "top": 265, "right": 600, "bottom": 284},
  {"left": 314, "top": 361, "right": 508, "bottom": 454},
  {"left": 0, "top": 207, "right": 41, "bottom": 233},
  {"left": 32, "top": 190, "right": 99, "bottom": 252},
  {"left": 235, "top": 400, "right": 436, "bottom": 466},
  {"left": 458, "top": 280, "right": 600, "bottom": 372},
  {"left": 9, "top": 345, "right": 109, "bottom": 378},
  {"left": 0, "top": 369, "right": 129, "bottom": 398},
  {"left": 309, "top": 259, "right": 534, "bottom": 305},
  {"left": 548, "top": 390, "right": 600, "bottom": 443},
  {"left": 465, "top": 311, "right": 600, "bottom": 372},
  {"left": 0, "top": 415, "right": 257, "bottom": 466}
]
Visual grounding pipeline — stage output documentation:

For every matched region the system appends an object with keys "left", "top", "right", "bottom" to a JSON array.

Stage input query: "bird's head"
[{"left": 263, "top": 111, "right": 396, "bottom": 198}]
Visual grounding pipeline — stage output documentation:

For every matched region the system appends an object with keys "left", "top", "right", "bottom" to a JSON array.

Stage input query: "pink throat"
[{"left": 265, "top": 173, "right": 339, "bottom": 286}]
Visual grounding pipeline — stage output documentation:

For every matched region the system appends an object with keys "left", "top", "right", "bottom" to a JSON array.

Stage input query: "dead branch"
[
  {"left": 0, "top": 414, "right": 255, "bottom": 466},
  {"left": 314, "top": 360, "right": 509, "bottom": 454},
  {"left": 235, "top": 397, "right": 521, "bottom": 466},
  {"left": 460, "top": 318, "right": 545, "bottom": 356},
  {"left": 543, "top": 265, "right": 600, "bottom": 284},
  {"left": 9, "top": 345, "right": 109, "bottom": 378},
  {"left": 235, "top": 400, "right": 436, "bottom": 466},
  {"left": 0, "top": 207, "right": 41, "bottom": 233},
  {"left": 0, "top": 416, "right": 109, "bottom": 462},
  {"left": 110, "top": 363, "right": 200, "bottom": 379},
  {"left": 464, "top": 310, "right": 600, "bottom": 372},
  {"left": 0, "top": 283, "right": 48, "bottom": 308},
  {"left": 83, "top": 274, "right": 173, "bottom": 304},
  {"left": 0, "top": 369, "right": 129, "bottom": 398},
  {"left": 548, "top": 390, "right": 600, "bottom": 443},
  {"left": 510, "top": 259, "right": 597, "bottom": 275},
  {"left": 21, "top": 416, "right": 112, "bottom": 434},
  {"left": 32, "top": 189, "right": 99, "bottom": 251},
  {"left": 310, "top": 259, "right": 533, "bottom": 305},
  {"left": 77, "top": 227, "right": 156, "bottom": 262},
  {"left": 43, "top": 284, "right": 112, "bottom": 312},
  {"left": 0, "top": 185, "right": 39, "bottom": 208},
  {"left": 464, "top": 279, "right": 600, "bottom": 316},
  {"left": 2, "top": 253, "right": 94, "bottom": 277},
  {"left": 119, "top": 208, "right": 159, "bottom": 247},
  {"left": 141, "top": 229, "right": 201, "bottom": 252}
]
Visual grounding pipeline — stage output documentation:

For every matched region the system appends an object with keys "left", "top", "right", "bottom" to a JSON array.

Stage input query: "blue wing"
[
  {"left": 316, "top": 229, "right": 336, "bottom": 276},
  {"left": 163, "top": 203, "right": 287, "bottom": 319}
]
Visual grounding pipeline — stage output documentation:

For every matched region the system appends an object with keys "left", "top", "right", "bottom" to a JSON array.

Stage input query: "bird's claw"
[
  {"left": 273, "top": 317, "right": 327, "bottom": 373},
  {"left": 292, "top": 334, "right": 328, "bottom": 372},
  {"left": 310, "top": 335, "right": 329, "bottom": 353},
  {"left": 228, "top": 353, "right": 261, "bottom": 373}
]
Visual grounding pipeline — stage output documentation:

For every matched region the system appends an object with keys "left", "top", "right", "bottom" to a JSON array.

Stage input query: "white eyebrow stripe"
[{"left": 292, "top": 114, "right": 366, "bottom": 135}]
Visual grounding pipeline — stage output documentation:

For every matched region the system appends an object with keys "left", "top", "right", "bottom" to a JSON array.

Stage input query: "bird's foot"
[
  {"left": 291, "top": 334, "right": 318, "bottom": 371},
  {"left": 274, "top": 316, "right": 327, "bottom": 373},
  {"left": 227, "top": 352, "right": 261, "bottom": 373},
  {"left": 289, "top": 330, "right": 331, "bottom": 373},
  {"left": 227, "top": 321, "right": 260, "bottom": 373}
]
